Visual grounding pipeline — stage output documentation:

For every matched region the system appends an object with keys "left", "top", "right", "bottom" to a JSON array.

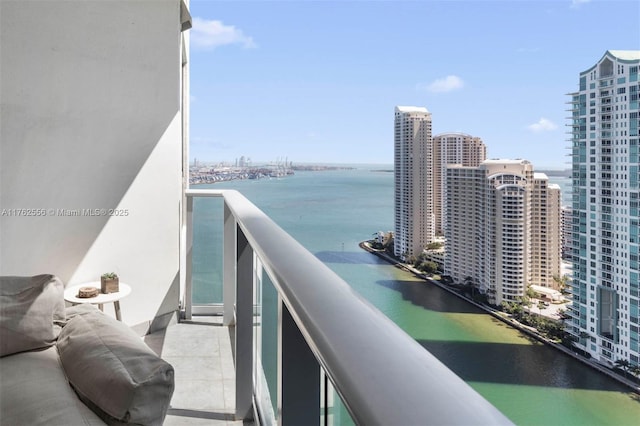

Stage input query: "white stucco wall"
[{"left": 0, "top": 0, "right": 187, "bottom": 331}]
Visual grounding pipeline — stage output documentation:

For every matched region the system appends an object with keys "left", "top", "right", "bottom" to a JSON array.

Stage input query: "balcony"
[
  {"left": 145, "top": 316, "right": 240, "bottom": 425},
  {"left": 175, "top": 189, "right": 512, "bottom": 425}
]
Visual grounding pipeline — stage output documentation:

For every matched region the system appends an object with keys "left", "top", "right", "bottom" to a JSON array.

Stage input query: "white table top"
[{"left": 64, "top": 282, "right": 131, "bottom": 304}]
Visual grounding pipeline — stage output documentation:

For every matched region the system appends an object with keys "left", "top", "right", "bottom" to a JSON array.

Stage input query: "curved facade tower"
[
  {"left": 445, "top": 160, "right": 560, "bottom": 305},
  {"left": 567, "top": 50, "right": 640, "bottom": 367}
]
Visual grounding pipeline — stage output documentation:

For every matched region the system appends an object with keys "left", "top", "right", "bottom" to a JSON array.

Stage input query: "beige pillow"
[
  {"left": 57, "top": 308, "right": 174, "bottom": 425},
  {"left": 0, "top": 274, "right": 66, "bottom": 357}
]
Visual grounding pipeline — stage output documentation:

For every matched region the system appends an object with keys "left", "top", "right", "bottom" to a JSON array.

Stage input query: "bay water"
[{"left": 192, "top": 166, "right": 640, "bottom": 425}]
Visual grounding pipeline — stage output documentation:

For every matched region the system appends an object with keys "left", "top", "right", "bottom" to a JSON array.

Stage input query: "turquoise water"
[{"left": 192, "top": 166, "right": 640, "bottom": 425}]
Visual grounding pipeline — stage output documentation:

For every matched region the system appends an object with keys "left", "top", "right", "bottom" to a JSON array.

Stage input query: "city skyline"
[{"left": 189, "top": 0, "right": 639, "bottom": 168}]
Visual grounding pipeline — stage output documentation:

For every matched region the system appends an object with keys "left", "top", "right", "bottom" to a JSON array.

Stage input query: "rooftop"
[
  {"left": 395, "top": 105, "right": 430, "bottom": 113},
  {"left": 484, "top": 158, "right": 532, "bottom": 165},
  {"left": 607, "top": 50, "right": 640, "bottom": 61}
]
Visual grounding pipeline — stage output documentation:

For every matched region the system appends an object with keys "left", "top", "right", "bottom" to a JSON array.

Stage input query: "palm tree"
[
  {"left": 552, "top": 274, "right": 570, "bottom": 294},
  {"left": 486, "top": 288, "right": 497, "bottom": 306},
  {"left": 577, "top": 331, "right": 590, "bottom": 345},
  {"left": 516, "top": 294, "right": 532, "bottom": 310},
  {"left": 631, "top": 365, "right": 640, "bottom": 380},
  {"left": 464, "top": 276, "right": 476, "bottom": 298},
  {"left": 425, "top": 241, "right": 443, "bottom": 251},
  {"left": 614, "top": 359, "right": 631, "bottom": 379}
]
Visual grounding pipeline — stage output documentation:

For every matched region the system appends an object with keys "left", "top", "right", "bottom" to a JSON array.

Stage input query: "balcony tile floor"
[{"left": 144, "top": 316, "right": 250, "bottom": 426}]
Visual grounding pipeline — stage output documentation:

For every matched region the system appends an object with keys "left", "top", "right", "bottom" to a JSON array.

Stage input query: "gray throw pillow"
[
  {"left": 0, "top": 274, "right": 66, "bottom": 357},
  {"left": 57, "top": 308, "right": 175, "bottom": 425}
]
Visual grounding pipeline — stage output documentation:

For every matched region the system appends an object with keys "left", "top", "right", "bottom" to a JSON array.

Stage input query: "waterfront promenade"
[{"left": 359, "top": 240, "right": 640, "bottom": 395}]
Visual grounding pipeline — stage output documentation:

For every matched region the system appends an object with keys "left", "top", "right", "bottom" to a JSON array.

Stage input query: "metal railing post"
[
  {"left": 235, "top": 225, "right": 254, "bottom": 420},
  {"left": 184, "top": 194, "right": 193, "bottom": 320},
  {"left": 223, "top": 201, "right": 236, "bottom": 326}
]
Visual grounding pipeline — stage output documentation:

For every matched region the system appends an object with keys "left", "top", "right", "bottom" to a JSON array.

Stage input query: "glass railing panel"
[
  {"left": 321, "top": 369, "right": 355, "bottom": 426},
  {"left": 258, "top": 268, "right": 279, "bottom": 423},
  {"left": 192, "top": 197, "right": 223, "bottom": 304}
]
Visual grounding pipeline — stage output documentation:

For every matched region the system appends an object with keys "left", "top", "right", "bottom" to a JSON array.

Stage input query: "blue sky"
[{"left": 188, "top": 0, "right": 639, "bottom": 168}]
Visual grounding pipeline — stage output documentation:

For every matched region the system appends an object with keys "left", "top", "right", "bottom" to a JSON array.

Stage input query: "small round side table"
[{"left": 64, "top": 282, "right": 132, "bottom": 321}]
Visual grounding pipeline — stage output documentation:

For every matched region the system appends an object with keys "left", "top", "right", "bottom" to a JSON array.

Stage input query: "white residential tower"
[
  {"left": 394, "top": 106, "right": 434, "bottom": 260},
  {"left": 445, "top": 160, "right": 561, "bottom": 305},
  {"left": 433, "top": 133, "right": 487, "bottom": 235}
]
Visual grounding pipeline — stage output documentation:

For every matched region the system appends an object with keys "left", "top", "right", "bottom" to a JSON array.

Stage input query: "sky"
[{"left": 188, "top": 0, "right": 640, "bottom": 168}]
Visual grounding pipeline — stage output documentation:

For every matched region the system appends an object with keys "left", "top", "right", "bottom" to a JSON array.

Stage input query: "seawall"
[{"left": 359, "top": 241, "right": 640, "bottom": 394}]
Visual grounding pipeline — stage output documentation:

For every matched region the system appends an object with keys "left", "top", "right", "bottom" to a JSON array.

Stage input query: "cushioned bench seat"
[
  {"left": 0, "top": 346, "right": 104, "bottom": 425},
  {"left": 0, "top": 274, "right": 175, "bottom": 426}
]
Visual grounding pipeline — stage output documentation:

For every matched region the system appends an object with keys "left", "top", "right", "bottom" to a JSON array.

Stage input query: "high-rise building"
[
  {"left": 394, "top": 106, "right": 434, "bottom": 260},
  {"left": 531, "top": 174, "right": 562, "bottom": 289},
  {"left": 433, "top": 133, "right": 486, "bottom": 235},
  {"left": 567, "top": 50, "right": 640, "bottom": 367},
  {"left": 445, "top": 160, "right": 561, "bottom": 305}
]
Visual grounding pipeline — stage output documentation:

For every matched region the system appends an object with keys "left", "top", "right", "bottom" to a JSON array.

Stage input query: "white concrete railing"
[{"left": 183, "top": 189, "right": 512, "bottom": 425}]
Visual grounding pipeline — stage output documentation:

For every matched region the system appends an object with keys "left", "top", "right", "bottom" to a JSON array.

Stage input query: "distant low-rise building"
[
  {"left": 376, "top": 231, "right": 394, "bottom": 247},
  {"left": 422, "top": 237, "right": 446, "bottom": 272}
]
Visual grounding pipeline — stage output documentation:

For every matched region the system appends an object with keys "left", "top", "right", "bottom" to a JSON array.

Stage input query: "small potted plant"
[{"left": 101, "top": 272, "right": 119, "bottom": 294}]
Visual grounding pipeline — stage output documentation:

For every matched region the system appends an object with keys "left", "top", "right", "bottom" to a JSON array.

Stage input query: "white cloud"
[
  {"left": 528, "top": 118, "right": 558, "bottom": 132},
  {"left": 417, "top": 75, "right": 464, "bottom": 93},
  {"left": 191, "top": 18, "right": 256, "bottom": 50},
  {"left": 570, "top": 0, "right": 591, "bottom": 8}
]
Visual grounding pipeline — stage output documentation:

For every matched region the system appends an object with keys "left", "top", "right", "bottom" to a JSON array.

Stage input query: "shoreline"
[{"left": 359, "top": 240, "right": 640, "bottom": 395}]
